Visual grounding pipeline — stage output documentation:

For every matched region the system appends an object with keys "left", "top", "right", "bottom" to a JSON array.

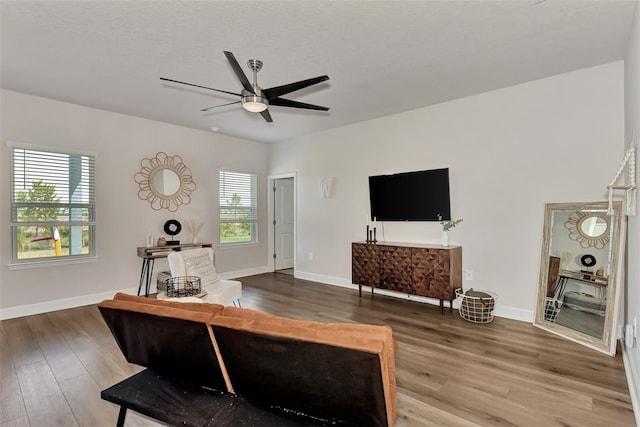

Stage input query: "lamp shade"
[{"left": 242, "top": 95, "right": 268, "bottom": 112}]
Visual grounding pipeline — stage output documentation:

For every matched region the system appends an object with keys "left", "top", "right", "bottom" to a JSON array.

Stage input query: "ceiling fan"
[{"left": 160, "top": 51, "right": 330, "bottom": 123}]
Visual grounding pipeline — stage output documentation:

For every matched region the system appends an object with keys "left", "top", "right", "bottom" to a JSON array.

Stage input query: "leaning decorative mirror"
[
  {"left": 534, "top": 201, "right": 624, "bottom": 355},
  {"left": 134, "top": 152, "right": 196, "bottom": 212}
]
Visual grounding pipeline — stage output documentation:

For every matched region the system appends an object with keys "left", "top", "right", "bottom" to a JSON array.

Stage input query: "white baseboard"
[
  {"left": 219, "top": 266, "right": 269, "bottom": 280},
  {"left": 294, "top": 271, "right": 353, "bottom": 288},
  {"left": 494, "top": 305, "right": 534, "bottom": 322},
  {"left": 0, "top": 267, "right": 534, "bottom": 323},
  {"left": 294, "top": 270, "right": 534, "bottom": 323},
  {"left": 0, "top": 266, "right": 270, "bottom": 321},
  {"left": 0, "top": 287, "right": 137, "bottom": 320},
  {"left": 621, "top": 341, "right": 640, "bottom": 426}
]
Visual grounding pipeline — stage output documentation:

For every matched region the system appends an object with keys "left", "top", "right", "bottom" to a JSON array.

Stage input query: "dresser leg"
[{"left": 358, "top": 285, "right": 362, "bottom": 297}]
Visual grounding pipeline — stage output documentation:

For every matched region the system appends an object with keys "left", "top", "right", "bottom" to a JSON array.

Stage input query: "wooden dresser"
[{"left": 352, "top": 241, "right": 462, "bottom": 312}]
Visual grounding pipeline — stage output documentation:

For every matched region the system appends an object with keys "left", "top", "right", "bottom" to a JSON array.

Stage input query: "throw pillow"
[{"left": 183, "top": 252, "right": 219, "bottom": 285}]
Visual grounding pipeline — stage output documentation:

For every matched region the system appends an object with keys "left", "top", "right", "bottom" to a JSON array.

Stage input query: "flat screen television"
[{"left": 369, "top": 168, "right": 451, "bottom": 221}]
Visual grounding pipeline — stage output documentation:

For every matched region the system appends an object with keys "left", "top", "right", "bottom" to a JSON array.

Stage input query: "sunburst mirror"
[
  {"left": 564, "top": 210, "right": 610, "bottom": 249},
  {"left": 134, "top": 152, "right": 196, "bottom": 212}
]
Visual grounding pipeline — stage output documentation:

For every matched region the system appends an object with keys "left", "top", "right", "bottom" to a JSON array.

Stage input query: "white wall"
[
  {"left": 0, "top": 90, "right": 269, "bottom": 316},
  {"left": 624, "top": 0, "right": 640, "bottom": 419},
  {"left": 269, "top": 61, "right": 624, "bottom": 321}
]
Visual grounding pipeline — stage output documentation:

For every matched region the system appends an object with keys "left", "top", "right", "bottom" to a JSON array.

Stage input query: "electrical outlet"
[
  {"left": 308, "top": 252, "right": 314, "bottom": 261},
  {"left": 463, "top": 270, "right": 474, "bottom": 281}
]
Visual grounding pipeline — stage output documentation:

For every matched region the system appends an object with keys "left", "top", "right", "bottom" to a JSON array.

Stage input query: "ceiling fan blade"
[
  {"left": 269, "top": 97, "right": 329, "bottom": 111},
  {"left": 160, "top": 77, "right": 241, "bottom": 97},
  {"left": 223, "top": 51, "right": 255, "bottom": 94},
  {"left": 263, "top": 76, "right": 329, "bottom": 100},
  {"left": 260, "top": 109, "right": 273, "bottom": 123},
  {"left": 200, "top": 100, "right": 241, "bottom": 112}
]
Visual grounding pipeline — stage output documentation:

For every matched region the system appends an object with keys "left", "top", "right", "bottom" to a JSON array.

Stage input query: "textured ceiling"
[{"left": 1, "top": 1, "right": 636, "bottom": 143}]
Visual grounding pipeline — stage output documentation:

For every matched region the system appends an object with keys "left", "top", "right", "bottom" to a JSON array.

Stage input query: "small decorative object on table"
[
  {"left": 365, "top": 216, "right": 378, "bottom": 243},
  {"left": 186, "top": 220, "right": 204, "bottom": 244},
  {"left": 560, "top": 251, "right": 574, "bottom": 270},
  {"left": 164, "top": 276, "right": 203, "bottom": 298},
  {"left": 579, "top": 254, "right": 596, "bottom": 273},
  {"left": 438, "top": 214, "right": 463, "bottom": 247},
  {"left": 455, "top": 288, "right": 497, "bottom": 323},
  {"left": 164, "top": 219, "right": 182, "bottom": 245}
]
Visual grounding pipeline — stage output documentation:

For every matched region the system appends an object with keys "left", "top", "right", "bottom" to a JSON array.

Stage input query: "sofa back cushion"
[
  {"left": 98, "top": 299, "right": 226, "bottom": 391},
  {"left": 210, "top": 312, "right": 396, "bottom": 427}
]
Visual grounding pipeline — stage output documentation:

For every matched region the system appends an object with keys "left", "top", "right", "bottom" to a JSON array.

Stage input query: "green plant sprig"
[{"left": 437, "top": 214, "right": 463, "bottom": 232}]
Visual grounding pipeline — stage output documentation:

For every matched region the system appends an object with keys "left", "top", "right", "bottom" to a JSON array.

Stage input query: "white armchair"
[{"left": 167, "top": 248, "right": 242, "bottom": 306}]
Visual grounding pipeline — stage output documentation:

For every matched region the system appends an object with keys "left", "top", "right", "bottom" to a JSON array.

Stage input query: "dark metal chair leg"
[
  {"left": 116, "top": 406, "right": 127, "bottom": 427},
  {"left": 137, "top": 259, "right": 147, "bottom": 296},
  {"left": 144, "top": 258, "right": 155, "bottom": 297}
]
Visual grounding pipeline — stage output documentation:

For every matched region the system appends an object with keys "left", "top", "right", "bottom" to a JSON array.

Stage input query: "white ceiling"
[{"left": 1, "top": 1, "right": 636, "bottom": 143}]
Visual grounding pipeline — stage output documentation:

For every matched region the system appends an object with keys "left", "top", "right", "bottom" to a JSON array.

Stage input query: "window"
[
  {"left": 219, "top": 170, "right": 257, "bottom": 245},
  {"left": 10, "top": 143, "right": 96, "bottom": 264}
]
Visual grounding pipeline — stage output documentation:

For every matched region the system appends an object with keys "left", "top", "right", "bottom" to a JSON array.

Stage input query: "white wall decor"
[{"left": 320, "top": 177, "right": 335, "bottom": 198}]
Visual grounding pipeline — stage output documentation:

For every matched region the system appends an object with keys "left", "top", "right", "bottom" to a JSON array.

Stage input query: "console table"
[
  {"left": 553, "top": 269, "right": 608, "bottom": 300},
  {"left": 136, "top": 243, "right": 213, "bottom": 297},
  {"left": 352, "top": 241, "right": 462, "bottom": 313}
]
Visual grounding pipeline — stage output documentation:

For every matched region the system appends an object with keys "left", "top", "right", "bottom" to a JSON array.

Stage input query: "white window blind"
[
  {"left": 10, "top": 144, "right": 96, "bottom": 263},
  {"left": 219, "top": 170, "right": 257, "bottom": 244}
]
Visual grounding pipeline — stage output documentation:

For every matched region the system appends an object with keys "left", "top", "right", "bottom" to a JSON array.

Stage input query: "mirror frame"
[
  {"left": 134, "top": 152, "right": 196, "bottom": 212},
  {"left": 534, "top": 201, "right": 624, "bottom": 356}
]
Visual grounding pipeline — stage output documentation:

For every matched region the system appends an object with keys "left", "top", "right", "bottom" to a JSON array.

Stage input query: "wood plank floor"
[{"left": 1, "top": 272, "right": 635, "bottom": 426}]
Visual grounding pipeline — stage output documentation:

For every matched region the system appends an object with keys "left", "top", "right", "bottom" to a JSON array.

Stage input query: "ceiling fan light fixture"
[{"left": 242, "top": 95, "right": 269, "bottom": 112}]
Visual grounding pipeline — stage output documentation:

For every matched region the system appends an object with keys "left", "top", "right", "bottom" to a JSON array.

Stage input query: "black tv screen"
[{"left": 369, "top": 168, "right": 451, "bottom": 221}]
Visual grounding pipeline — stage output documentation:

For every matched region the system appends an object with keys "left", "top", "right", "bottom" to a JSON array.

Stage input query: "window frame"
[
  {"left": 8, "top": 142, "right": 97, "bottom": 267},
  {"left": 219, "top": 169, "right": 258, "bottom": 246}
]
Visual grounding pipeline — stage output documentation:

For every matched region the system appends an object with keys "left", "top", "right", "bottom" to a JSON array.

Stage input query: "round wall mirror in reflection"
[
  {"left": 564, "top": 211, "right": 610, "bottom": 249},
  {"left": 151, "top": 168, "right": 181, "bottom": 196},
  {"left": 579, "top": 216, "right": 608, "bottom": 238},
  {"left": 134, "top": 152, "right": 197, "bottom": 212}
]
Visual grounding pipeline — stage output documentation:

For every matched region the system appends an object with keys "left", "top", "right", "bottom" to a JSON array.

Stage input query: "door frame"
[{"left": 267, "top": 172, "right": 297, "bottom": 273}]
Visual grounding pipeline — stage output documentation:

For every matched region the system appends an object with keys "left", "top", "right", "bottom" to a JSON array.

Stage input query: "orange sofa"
[{"left": 98, "top": 293, "right": 397, "bottom": 426}]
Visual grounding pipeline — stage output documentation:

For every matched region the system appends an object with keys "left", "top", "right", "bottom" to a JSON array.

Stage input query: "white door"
[{"left": 274, "top": 177, "right": 294, "bottom": 270}]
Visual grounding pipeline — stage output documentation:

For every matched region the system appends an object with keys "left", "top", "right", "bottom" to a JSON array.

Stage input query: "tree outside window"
[
  {"left": 219, "top": 171, "right": 257, "bottom": 244},
  {"left": 10, "top": 145, "right": 95, "bottom": 263}
]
